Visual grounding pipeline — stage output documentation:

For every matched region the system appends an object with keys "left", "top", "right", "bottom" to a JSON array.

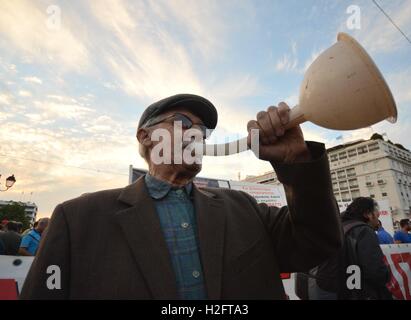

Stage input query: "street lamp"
[{"left": 0, "top": 174, "right": 16, "bottom": 192}]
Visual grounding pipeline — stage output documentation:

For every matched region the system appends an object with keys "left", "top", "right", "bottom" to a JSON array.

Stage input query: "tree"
[
  {"left": 395, "top": 143, "right": 409, "bottom": 152},
  {"left": 0, "top": 202, "right": 30, "bottom": 230},
  {"left": 370, "top": 133, "right": 384, "bottom": 141}
]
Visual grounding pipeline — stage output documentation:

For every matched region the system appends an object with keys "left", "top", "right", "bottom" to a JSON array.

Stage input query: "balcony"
[
  {"left": 377, "top": 180, "right": 386, "bottom": 185},
  {"left": 366, "top": 182, "right": 374, "bottom": 187}
]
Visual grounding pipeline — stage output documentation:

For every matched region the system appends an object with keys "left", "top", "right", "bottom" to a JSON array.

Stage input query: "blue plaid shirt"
[{"left": 144, "top": 174, "right": 207, "bottom": 300}]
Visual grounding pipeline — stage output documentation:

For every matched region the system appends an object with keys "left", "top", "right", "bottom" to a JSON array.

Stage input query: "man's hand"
[{"left": 247, "top": 102, "right": 311, "bottom": 163}]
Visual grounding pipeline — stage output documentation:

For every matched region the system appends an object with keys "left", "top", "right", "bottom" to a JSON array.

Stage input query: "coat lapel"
[
  {"left": 113, "top": 177, "right": 178, "bottom": 299},
  {"left": 193, "top": 186, "right": 226, "bottom": 299},
  {"left": 112, "top": 176, "right": 227, "bottom": 300}
]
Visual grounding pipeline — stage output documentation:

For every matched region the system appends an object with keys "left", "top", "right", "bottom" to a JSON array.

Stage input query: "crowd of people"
[
  {"left": 0, "top": 218, "right": 49, "bottom": 256},
  {"left": 296, "top": 197, "right": 411, "bottom": 300}
]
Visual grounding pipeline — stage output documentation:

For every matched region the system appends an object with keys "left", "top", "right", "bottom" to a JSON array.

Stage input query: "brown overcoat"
[{"left": 20, "top": 142, "right": 342, "bottom": 299}]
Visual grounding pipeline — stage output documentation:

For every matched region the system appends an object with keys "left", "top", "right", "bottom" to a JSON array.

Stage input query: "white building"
[
  {"left": 243, "top": 135, "right": 411, "bottom": 223},
  {"left": 0, "top": 200, "right": 38, "bottom": 225}
]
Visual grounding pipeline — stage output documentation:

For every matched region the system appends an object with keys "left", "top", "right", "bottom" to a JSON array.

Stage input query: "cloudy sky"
[{"left": 0, "top": 0, "right": 410, "bottom": 218}]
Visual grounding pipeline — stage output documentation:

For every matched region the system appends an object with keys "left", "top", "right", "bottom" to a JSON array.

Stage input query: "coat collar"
[
  {"left": 114, "top": 176, "right": 226, "bottom": 299},
  {"left": 144, "top": 173, "right": 193, "bottom": 200}
]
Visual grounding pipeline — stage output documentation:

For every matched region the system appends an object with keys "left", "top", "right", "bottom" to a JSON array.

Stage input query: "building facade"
[
  {"left": 243, "top": 135, "right": 411, "bottom": 222},
  {"left": 0, "top": 200, "right": 38, "bottom": 225}
]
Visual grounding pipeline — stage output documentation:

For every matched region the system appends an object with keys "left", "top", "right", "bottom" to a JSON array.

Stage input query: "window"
[
  {"left": 347, "top": 168, "right": 356, "bottom": 177},
  {"left": 339, "top": 152, "right": 347, "bottom": 160},
  {"left": 368, "top": 143, "right": 379, "bottom": 151},
  {"left": 370, "top": 194, "right": 375, "bottom": 198},
  {"left": 341, "top": 192, "right": 350, "bottom": 202},
  {"left": 337, "top": 170, "right": 346, "bottom": 179},
  {"left": 358, "top": 146, "right": 368, "bottom": 154},
  {"left": 340, "top": 181, "right": 348, "bottom": 190},
  {"left": 330, "top": 155, "right": 338, "bottom": 162},
  {"left": 382, "top": 192, "right": 388, "bottom": 197},
  {"left": 349, "top": 179, "right": 359, "bottom": 188},
  {"left": 348, "top": 149, "right": 357, "bottom": 157}
]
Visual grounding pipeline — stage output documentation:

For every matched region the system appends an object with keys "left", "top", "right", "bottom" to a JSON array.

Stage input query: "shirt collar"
[{"left": 144, "top": 173, "right": 193, "bottom": 200}]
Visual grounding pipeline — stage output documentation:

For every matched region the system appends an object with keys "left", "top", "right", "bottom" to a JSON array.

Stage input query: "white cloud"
[
  {"left": 23, "top": 76, "right": 42, "bottom": 84},
  {"left": 301, "top": 47, "right": 325, "bottom": 73},
  {"left": 46, "top": 95, "right": 65, "bottom": 102},
  {"left": 0, "top": 1, "right": 89, "bottom": 72},
  {"left": 275, "top": 42, "right": 299, "bottom": 72},
  {"left": 210, "top": 74, "right": 265, "bottom": 101},
  {"left": 0, "top": 111, "right": 12, "bottom": 121},
  {"left": 32, "top": 100, "right": 93, "bottom": 121},
  {"left": 156, "top": 0, "right": 227, "bottom": 60},
  {"left": 18, "top": 90, "right": 32, "bottom": 97},
  {"left": 88, "top": 0, "right": 203, "bottom": 100},
  {"left": 0, "top": 93, "right": 12, "bottom": 105},
  {"left": 82, "top": 115, "right": 125, "bottom": 134},
  {"left": 86, "top": 0, "right": 236, "bottom": 101},
  {"left": 103, "top": 82, "right": 117, "bottom": 90},
  {"left": 275, "top": 41, "right": 325, "bottom": 75}
]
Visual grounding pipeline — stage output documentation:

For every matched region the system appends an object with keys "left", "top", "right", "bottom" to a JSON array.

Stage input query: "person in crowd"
[
  {"left": 306, "top": 197, "right": 392, "bottom": 300},
  {"left": 0, "top": 224, "right": 4, "bottom": 254},
  {"left": 18, "top": 218, "right": 49, "bottom": 256},
  {"left": 393, "top": 219, "right": 411, "bottom": 244},
  {"left": 21, "top": 221, "right": 38, "bottom": 237},
  {"left": 0, "top": 221, "right": 22, "bottom": 255},
  {"left": 21, "top": 94, "right": 342, "bottom": 299},
  {"left": 376, "top": 220, "right": 394, "bottom": 244}
]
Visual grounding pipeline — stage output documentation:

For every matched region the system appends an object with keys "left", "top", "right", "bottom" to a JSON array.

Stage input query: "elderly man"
[{"left": 21, "top": 94, "right": 342, "bottom": 299}]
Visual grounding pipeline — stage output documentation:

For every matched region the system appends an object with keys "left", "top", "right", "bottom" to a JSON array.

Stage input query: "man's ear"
[
  {"left": 363, "top": 212, "right": 372, "bottom": 222},
  {"left": 137, "top": 128, "right": 152, "bottom": 147}
]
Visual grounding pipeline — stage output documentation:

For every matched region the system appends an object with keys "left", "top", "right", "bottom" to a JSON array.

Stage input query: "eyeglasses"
[{"left": 143, "top": 113, "right": 211, "bottom": 138}]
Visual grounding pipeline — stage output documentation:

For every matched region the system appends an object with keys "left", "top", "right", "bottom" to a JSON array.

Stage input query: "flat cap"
[{"left": 138, "top": 94, "right": 218, "bottom": 130}]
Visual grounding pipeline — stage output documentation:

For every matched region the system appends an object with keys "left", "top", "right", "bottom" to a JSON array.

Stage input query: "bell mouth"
[{"left": 337, "top": 32, "right": 397, "bottom": 124}]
